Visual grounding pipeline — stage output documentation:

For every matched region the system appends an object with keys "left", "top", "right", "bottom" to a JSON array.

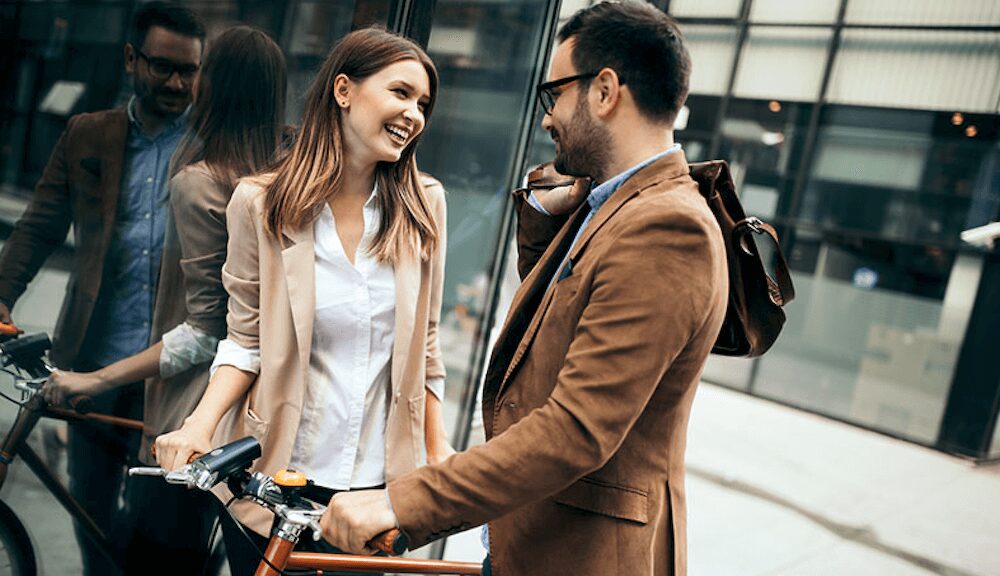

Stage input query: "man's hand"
[
  {"left": 527, "top": 162, "right": 590, "bottom": 215},
  {"left": 533, "top": 179, "right": 590, "bottom": 215},
  {"left": 41, "top": 370, "right": 109, "bottom": 407},
  {"left": 0, "top": 302, "right": 15, "bottom": 327},
  {"left": 320, "top": 489, "right": 398, "bottom": 554}
]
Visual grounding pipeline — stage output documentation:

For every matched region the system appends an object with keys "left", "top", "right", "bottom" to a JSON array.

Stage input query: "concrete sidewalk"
[{"left": 441, "top": 383, "right": 1000, "bottom": 575}]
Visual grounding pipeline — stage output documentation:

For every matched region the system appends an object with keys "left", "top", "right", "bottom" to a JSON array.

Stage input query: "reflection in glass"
[{"left": 419, "top": 0, "right": 552, "bottom": 438}]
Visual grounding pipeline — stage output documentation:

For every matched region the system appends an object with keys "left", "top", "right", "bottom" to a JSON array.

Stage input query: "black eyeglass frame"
[
  {"left": 133, "top": 47, "right": 200, "bottom": 82},
  {"left": 536, "top": 72, "right": 599, "bottom": 115}
]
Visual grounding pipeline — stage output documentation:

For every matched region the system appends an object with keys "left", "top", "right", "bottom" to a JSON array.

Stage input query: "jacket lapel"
[
  {"left": 391, "top": 242, "right": 420, "bottom": 396},
  {"left": 484, "top": 204, "right": 589, "bottom": 395},
  {"left": 281, "top": 224, "right": 316, "bottom": 383}
]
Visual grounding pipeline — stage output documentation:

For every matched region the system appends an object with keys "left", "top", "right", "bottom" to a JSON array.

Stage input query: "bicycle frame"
[
  {"left": 254, "top": 511, "right": 483, "bottom": 576},
  {"left": 0, "top": 392, "right": 144, "bottom": 571}
]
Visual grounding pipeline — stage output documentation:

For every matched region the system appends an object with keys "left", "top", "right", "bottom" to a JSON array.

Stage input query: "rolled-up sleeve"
[
  {"left": 210, "top": 337, "right": 260, "bottom": 377},
  {"left": 222, "top": 183, "right": 262, "bottom": 348},
  {"left": 160, "top": 321, "right": 220, "bottom": 378}
]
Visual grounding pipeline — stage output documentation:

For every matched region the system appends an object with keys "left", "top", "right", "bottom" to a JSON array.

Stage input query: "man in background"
[{"left": 0, "top": 3, "right": 204, "bottom": 573}]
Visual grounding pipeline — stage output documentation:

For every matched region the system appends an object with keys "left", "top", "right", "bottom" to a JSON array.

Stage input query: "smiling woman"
[{"left": 151, "top": 26, "right": 453, "bottom": 575}]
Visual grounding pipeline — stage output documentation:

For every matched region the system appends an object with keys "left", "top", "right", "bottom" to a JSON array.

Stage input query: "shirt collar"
[
  {"left": 127, "top": 95, "right": 190, "bottom": 137},
  {"left": 587, "top": 143, "right": 682, "bottom": 211}
]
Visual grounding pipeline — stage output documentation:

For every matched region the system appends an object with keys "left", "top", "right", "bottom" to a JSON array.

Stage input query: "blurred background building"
[{"left": 0, "top": 0, "right": 998, "bottom": 504}]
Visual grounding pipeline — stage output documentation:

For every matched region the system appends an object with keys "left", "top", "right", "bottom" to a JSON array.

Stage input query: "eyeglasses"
[
  {"left": 536, "top": 72, "right": 598, "bottom": 115},
  {"left": 134, "top": 48, "right": 199, "bottom": 82}
]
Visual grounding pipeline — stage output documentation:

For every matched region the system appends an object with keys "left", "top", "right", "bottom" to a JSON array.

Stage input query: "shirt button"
[
  {"left": 146, "top": 177, "right": 153, "bottom": 183},
  {"left": 142, "top": 249, "right": 149, "bottom": 256},
  {"left": 144, "top": 212, "right": 151, "bottom": 219}
]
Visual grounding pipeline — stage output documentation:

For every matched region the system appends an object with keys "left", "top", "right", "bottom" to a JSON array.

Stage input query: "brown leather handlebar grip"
[{"left": 368, "top": 528, "right": 408, "bottom": 556}]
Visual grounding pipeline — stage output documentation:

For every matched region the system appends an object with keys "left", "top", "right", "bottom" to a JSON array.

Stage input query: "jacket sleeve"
[
  {"left": 513, "top": 188, "right": 568, "bottom": 281},
  {"left": 0, "top": 118, "right": 76, "bottom": 306},
  {"left": 423, "top": 177, "right": 447, "bottom": 382},
  {"left": 170, "top": 166, "right": 232, "bottom": 339},
  {"left": 387, "top": 207, "right": 724, "bottom": 547},
  {"left": 221, "top": 183, "right": 262, "bottom": 349}
]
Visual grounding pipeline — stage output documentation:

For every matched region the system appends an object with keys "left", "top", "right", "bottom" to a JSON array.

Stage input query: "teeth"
[{"left": 386, "top": 125, "right": 409, "bottom": 143}]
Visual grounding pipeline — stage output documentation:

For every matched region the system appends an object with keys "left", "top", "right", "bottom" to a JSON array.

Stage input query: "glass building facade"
[{"left": 0, "top": 3, "right": 998, "bottom": 553}]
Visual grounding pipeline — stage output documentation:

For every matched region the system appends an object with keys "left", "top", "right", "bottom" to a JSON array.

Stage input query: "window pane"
[
  {"left": 669, "top": 0, "right": 742, "bottom": 19},
  {"left": 419, "top": 0, "right": 554, "bottom": 441},
  {"left": 752, "top": 105, "right": 999, "bottom": 444},
  {"left": 685, "top": 25, "right": 739, "bottom": 96},
  {"left": 734, "top": 26, "right": 831, "bottom": 102},
  {"left": 828, "top": 30, "right": 1000, "bottom": 113},
  {"left": 845, "top": 0, "right": 1000, "bottom": 26},
  {"left": 749, "top": 0, "right": 840, "bottom": 24}
]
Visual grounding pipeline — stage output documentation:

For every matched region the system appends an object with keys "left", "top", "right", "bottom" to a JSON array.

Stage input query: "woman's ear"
[{"left": 333, "top": 73, "right": 353, "bottom": 109}]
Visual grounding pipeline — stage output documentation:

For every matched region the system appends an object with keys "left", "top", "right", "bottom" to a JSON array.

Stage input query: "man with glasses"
[
  {"left": 322, "top": 3, "right": 728, "bottom": 575},
  {"left": 0, "top": 3, "right": 203, "bottom": 573}
]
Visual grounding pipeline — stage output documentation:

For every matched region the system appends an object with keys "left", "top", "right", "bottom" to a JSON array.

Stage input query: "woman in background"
[
  {"left": 44, "top": 25, "right": 288, "bottom": 573},
  {"left": 153, "top": 27, "right": 452, "bottom": 574}
]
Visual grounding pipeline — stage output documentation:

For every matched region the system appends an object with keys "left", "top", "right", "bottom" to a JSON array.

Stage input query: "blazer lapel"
[
  {"left": 485, "top": 204, "right": 590, "bottom": 395},
  {"left": 391, "top": 242, "right": 420, "bottom": 396},
  {"left": 281, "top": 224, "right": 316, "bottom": 383}
]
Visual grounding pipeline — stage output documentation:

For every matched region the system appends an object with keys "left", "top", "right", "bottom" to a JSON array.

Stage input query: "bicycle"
[
  {"left": 0, "top": 329, "right": 225, "bottom": 575},
  {"left": 131, "top": 435, "right": 484, "bottom": 575}
]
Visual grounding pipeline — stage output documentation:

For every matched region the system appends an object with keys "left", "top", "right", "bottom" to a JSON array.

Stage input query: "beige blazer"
[
  {"left": 389, "top": 152, "right": 728, "bottom": 575},
  {"left": 140, "top": 162, "right": 232, "bottom": 464},
  {"left": 213, "top": 174, "right": 446, "bottom": 535}
]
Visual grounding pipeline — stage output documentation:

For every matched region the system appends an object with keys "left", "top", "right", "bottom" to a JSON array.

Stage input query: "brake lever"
[{"left": 128, "top": 465, "right": 198, "bottom": 487}]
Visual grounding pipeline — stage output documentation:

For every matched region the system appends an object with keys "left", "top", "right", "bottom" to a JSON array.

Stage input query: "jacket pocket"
[
  {"left": 554, "top": 476, "right": 649, "bottom": 524},
  {"left": 244, "top": 404, "right": 269, "bottom": 441}
]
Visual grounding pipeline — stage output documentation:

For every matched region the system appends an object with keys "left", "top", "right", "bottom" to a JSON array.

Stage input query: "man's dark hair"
[
  {"left": 557, "top": 1, "right": 691, "bottom": 124},
  {"left": 129, "top": 1, "right": 205, "bottom": 49}
]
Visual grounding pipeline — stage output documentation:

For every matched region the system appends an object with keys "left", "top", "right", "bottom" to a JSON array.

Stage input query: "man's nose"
[
  {"left": 540, "top": 112, "right": 552, "bottom": 131},
  {"left": 164, "top": 71, "right": 185, "bottom": 90}
]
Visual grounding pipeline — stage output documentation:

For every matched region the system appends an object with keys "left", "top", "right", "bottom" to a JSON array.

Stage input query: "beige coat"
[
  {"left": 389, "top": 152, "right": 728, "bottom": 575},
  {"left": 214, "top": 175, "right": 447, "bottom": 535},
  {"left": 140, "top": 162, "right": 232, "bottom": 464}
]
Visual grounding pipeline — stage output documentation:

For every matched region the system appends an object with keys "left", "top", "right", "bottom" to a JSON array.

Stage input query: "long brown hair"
[
  {"left": 263, "top": 27, "right": 440, "bottom": 262},
  {"left": 170, "top": 25, "right": 287, "bottom": 191}
]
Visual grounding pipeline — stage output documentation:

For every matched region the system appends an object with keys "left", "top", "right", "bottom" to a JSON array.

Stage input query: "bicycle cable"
[{"left": 223, "top": 496, "right": 315, "bottom": 576}]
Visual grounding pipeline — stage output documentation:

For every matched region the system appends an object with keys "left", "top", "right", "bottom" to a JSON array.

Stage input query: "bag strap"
[{"left": 733, "top": 217, "right": 796, "bottom": 305}]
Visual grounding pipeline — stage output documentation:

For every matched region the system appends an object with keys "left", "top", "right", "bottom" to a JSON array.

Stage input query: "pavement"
[{"left": 440, "top": 383, "right": 1000, "bottom": 576}]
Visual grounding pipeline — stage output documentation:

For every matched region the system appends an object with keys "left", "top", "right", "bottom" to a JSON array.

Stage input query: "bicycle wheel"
[{"left": 0, "top": 499, "right": 36, "bottom": 576}]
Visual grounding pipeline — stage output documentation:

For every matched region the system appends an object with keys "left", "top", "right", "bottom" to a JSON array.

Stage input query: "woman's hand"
[
  {"left": 153, "top": 418, "right": 214, "bottom": 471},
  {"left": 427, "top": 438, "right": 456, "bottom": 466},
  {"left": 41, "top": 370, "right": 109, "bottom": 407}
]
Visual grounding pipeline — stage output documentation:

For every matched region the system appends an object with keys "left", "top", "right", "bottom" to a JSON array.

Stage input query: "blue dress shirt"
[{"left": 78, "top": 97, "right": 188, "bottom": 368}]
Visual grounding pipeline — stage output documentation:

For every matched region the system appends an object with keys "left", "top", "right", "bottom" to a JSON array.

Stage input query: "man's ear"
[
  {"left": 124, "top": 43, "right": 136, "bottom": 75},
  {"left": 592, "top": 67, "right": 622, "bottom": 118}
]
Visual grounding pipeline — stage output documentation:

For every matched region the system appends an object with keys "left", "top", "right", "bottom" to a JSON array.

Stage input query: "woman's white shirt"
[{"left": 212, "top": 190, "right": 394, "bottom": 489}]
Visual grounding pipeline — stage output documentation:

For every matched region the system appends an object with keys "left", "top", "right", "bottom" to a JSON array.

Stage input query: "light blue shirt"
[{"left": 79, "top": 97, "right": 188, "bottom": 368}]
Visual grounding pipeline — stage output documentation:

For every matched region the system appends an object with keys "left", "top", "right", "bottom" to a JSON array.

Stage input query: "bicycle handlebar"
[{"left": 130, "top": 437, "right": 410, "bottom": 556}]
